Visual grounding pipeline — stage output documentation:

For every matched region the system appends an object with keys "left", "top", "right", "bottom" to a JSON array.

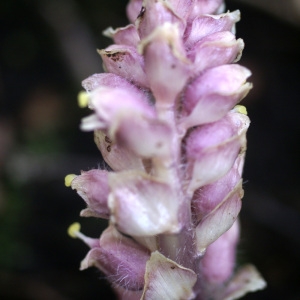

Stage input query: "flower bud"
[
  {"left": 187, "top": 31, "right": 244, "bottom": 76},
  {"left": 136, "top": 0, "right": 185, "bottom": 40},
  {"left": 199, "top": 220, "right": 240, "bottom": 286},
  {"left": 70, "top": 169, "right": 110, "bottom": 218},
  {"left": 184, "top": 10, "right": 241, "bottom": 49},
  {"left": 139, "top": 22, "right": 191, "bottom": 108},
  {"left": 195, "top": 180, "right": 243, "bottom": 254},
  {"left": 80, "top": 225, "right": 150, "bottom": 291},
  {"left": 180, "top": 64, "right": 251, "bottom": 129},
  {"left": 98, "top": 45, "right": 148, "bottom": 88},
  {"left": 192, "top": 154, "right": 244, "bottom": 223},
  {"left": 80, "top": 86, "right": 154, "bottom": 132},
  {"left": 185, "top": 111, "right": 250, "bottom": 192},
  {"left": 103, "top": 24, "right": 140, "bottom": 47},
  {"left": 108, "top": 171, "right": 180, "bottom": 236},
  {"left": 187, "top": 0, "right": 224, "bottom": 21}
]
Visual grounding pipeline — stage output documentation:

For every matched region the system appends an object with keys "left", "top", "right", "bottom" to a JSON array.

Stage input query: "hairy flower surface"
[{"left": 67, "top": 0, "right": 266, "bottom": 299}]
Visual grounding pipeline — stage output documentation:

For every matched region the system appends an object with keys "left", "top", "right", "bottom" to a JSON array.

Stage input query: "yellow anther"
[
  {"left": 77, "top": 91, "right": 89, "bottom": 108},
  {"left": 234, "top": 105, "right": 247, "bottom": 115},
  {"left": 64, "top": 174, "right": 77, "bottom": 187},
  {"left": 68, "top": 222, "right": 81, "bottom": 238}
]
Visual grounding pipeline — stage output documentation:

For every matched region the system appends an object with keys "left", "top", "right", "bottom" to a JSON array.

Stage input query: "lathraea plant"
[{"left": 66, "top": 0, "right": 266, "bottom": 299}]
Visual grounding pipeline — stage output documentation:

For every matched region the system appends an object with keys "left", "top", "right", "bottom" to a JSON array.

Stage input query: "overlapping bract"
[{"left": 68, "top": 0, "right": 266, "bottom": 299}]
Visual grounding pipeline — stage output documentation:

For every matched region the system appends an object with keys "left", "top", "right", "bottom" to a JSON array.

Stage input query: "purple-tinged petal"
[
  {"left": 94, "top": 129, "right": 145, "bottom": 171},
  {"left": 86, "top": 87, "right": 171, "bottom": 158},
  {"left": 85, "top": 86, "right": 155, "bottom": 132},
  {"left": 80, "top": 225, "right": 150, "bottom": 291},
  {"left": 195, "top": 180, "right": 243, "bottom": 254},
  {"left": 98, "top": 45, "right": 149, "bottom": 88},
  {"left": 186, "top": 112, "right": 249, "bottom": 192},
  {"left": 180, "top": 64, "right": 251, "bottom": 129},
  {"left": 200, "top": 221, "right": 240, "bottom": 285},
  {"left": 82, "top": 73, "right": 138, "bottom": 93},
  {"left": 103, "top": 24, "right": 140, "bottom": 48},
  {"left": 141, "top": 251, "right": 197, "bottom": 300},
  {"left": 114, "top": 286, "right": 143, "bottom": 300},
  {"left": 80, "top": 113, "right": 106, "bottom": 131},
  {"left": 184, "top": 10, "right": 241, "bottom": 49},
  {"left": 187, "top": 0, "right": 224, "bottom": 21},
  {"left": 139, "top": 22, "right": 191, "bottom": 108},
  {"left": 187, "top": 31, "right": 244, "bottom": 76},
  {"left": 70, "top": 169, "right": 110, "bottom": 219},
  {"left": 108, "top": 171, "right": 180, "bottom": 236},
  {"left": 126, "top": 0, "right": 143, "bottom": 23},
  {"left": 192, "top": 154, "right": 244, "bottom": 223},
  {"left": 136, "top": 0, "right": 186, "bottom": 40},
  {"left": 167, "top": 0, "right": 193, "bottom": 20},
  {"left": 222, "top": 265, "right": 267, "bottom": 300},
  {"left": 116, "top": 118, "right": 172, "bottom": 158}
]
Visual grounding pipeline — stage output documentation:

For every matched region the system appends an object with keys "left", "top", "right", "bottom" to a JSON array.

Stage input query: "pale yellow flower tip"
[
  {"left": 68, "top": 222, "right": 81, "bottom": 238},
  {"left": 64, "top": 174, "right": 77, "bottom": 187},
  {"left": 77, "top": 91, "right": 89, "bottom": 108},
  {"left": 234, "top": 105, "right": 247, "bottom": 115}
]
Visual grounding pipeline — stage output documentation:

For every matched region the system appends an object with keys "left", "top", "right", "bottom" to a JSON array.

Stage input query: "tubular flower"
[{"left": 67, "top": 0, "right": 266, "bottom": 299}]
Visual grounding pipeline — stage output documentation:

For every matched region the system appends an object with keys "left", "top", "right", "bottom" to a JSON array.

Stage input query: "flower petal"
[
  {"left": 103, "top": 24, "right": 140, "bottom": 47},
  {"left": 94, "top": 129, "right": 145, "bottom": 171},
  {"left": 180, "top": 64, "right": 251, "bottom": 129},
  {"left": 116, "top": 117, "right": 172, "bottom": 158},
  {"left": 136, "top": 0, "right": 186, "bottom": 40},
  {"left": 82, "top": 73, "right": 137, "bottom": 93},
  {"left": 184, "top": 10, "right": 241, "bottom": 49},
  {"left": 114, "top": 286, "right": 143, "bottom": 300},
  {"left": 126, "top": 0, "right": 143, "bottom": 23},
  {"left": 98, "top": 45, "right": 149, "bottom": 88},
  {"left": 222, "top": 265, "right": 267, "bottom": 300},
  {"left": 195, "top": 180, "right": 243, "bottom": 254},
  {"left": 199, "top": 221, "right": 240, "bottom": 285},
  {"left": 70, "top": 169, "right": 110, "bottom": 219},
  {"left": 187, "top": 31, "right": 244, "bottom": 76},
  {"left": 192, "top": 154, "right": 244, "bottom": 223},
  {"left": 141, "top": 251, "right": 197, "bottom": 300},
  {"left": 108, "top": 171, "right": 180, "bottom": 236},
  {"left": 186, "top": 111, "right": 249, "bottom": 192},
  {"left": 187, "top": 0, "right": 224, "bottom": 21},
  {"left": 80, "top": 225, "right": 150, "bottom": 291},
  {"left": 87, "top": 86, "right": 154, "bottom": 132},
  {"left": 166, "top": 0, "right": 193, "bottom": 20},
  {"left": 139, "top": 22, "right": 191, "bottom": 108}
]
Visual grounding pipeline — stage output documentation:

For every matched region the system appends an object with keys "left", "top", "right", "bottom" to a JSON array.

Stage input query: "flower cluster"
[{"left": 66, "top": 0, "right": 266, "bottom": 299}]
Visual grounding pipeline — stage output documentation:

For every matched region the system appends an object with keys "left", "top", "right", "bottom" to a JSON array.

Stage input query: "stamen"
[
  {"left": 65, "top": 174, "right": 77, "bottom": 187},
  {"left": 67, "top": 222, "right": 99, "bottom": 248},
  {"left": 68, "top": 222, "right": 81, "bottom": 238},
  {"left": 234, "top": 105, "right": 247, "bottom": 115},
  {"left": 78, "top": 91, "right": 89, "bottom": 108}
]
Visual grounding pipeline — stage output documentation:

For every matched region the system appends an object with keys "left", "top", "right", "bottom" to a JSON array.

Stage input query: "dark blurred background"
[{"left": 0, "top": 0, "right": 299, "bottom": 299}]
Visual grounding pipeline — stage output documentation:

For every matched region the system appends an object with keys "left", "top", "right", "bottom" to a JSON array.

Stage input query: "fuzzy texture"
[{"left": 67, "top": 0, "right": 266, "bottom": 299}]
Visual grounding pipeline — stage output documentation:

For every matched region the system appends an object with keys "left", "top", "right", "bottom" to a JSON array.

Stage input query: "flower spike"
[{"left": 67, "top": 0, "right": 266, "bottom": 298}]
